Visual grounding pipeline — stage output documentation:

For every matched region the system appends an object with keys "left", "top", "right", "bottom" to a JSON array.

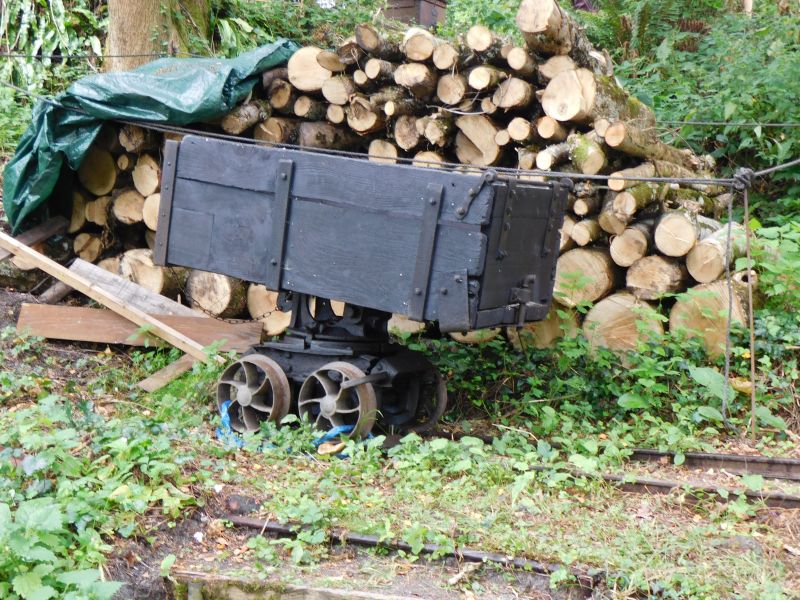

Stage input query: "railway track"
[{"left": 417, "top": 430, "right": 800, "bottom": 509}]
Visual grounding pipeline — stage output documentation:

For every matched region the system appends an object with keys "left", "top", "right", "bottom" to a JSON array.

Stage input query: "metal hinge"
[{"left": 456, "top": 169, "right": 497, "bottom": 219}]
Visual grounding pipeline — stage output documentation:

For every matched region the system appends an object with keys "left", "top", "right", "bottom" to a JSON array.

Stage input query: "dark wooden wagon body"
[{"left": 154, "top": 135, "right": 567, "bottom": 332}]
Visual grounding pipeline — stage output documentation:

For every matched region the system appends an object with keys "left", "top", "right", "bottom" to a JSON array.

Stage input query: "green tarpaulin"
[{"left": 3, "top": 40, "right": 298, "bottom": 233}]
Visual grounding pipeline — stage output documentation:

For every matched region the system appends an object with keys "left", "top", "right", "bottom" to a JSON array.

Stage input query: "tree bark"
[
  {"left": 106, "top": 0, "right": 209, "bottom": 72},
  {"left": 516, "top": 0, "right": 610, "bottom": 74}
]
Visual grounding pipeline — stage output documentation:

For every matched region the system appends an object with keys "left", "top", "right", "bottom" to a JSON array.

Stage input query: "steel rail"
[
  {"left": 225, "top": 515, "right": 603, "bottom": 590},
  {"left": 426, "top": 431, "right": 800, "bottom": 482}
]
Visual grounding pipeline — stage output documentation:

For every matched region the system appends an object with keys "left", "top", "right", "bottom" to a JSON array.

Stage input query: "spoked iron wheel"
[
  {"left": 216, "top": 355, "right": 291, "bottom": 432},
  {"left": 297, "top": 361, "right": 378, "bottom": 439},
  {"left": 381, "top": 370, "right": 448, "bottom": 434}
]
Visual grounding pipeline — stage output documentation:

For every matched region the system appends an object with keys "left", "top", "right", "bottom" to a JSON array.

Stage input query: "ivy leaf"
[
  {"left": 57, "top": 570, "right": 100, "bottom": 588},
  {"left": 428, "top": 438, "right": 448, "bottom": 452},
  {"left": 569, "top": 454, "right": 598, "bottom": 474},
  {"left": 741, "top": 474, "right": 764, "bottom": 492},
  {"left": 12, "top": 573, "right": 43, "bottom": 599},
  {"left": 724, "top": 101, "right": 737, "bottom": 120},
  {"left": 159, "top": 554, "right": 177, "bottom": 577},
  {"left": 756, "top": 406, "right": 787, "bottom": 430},
  {"left": 617, "top": 393, "right": 648, "bottom": 410},
  {"left": 696, "top": 406, "right": 724, "bottom": 423},
  {"left": 688, "top": 366, "right": 732, "bottom": 403},
  {"left": 673, "top": 452, "right": 686, "bottom": 466}
]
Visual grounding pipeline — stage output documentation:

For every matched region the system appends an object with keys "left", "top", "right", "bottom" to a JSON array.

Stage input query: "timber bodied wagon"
[{"left": 154, "top": 135, "right": 568, "bottom": 437}]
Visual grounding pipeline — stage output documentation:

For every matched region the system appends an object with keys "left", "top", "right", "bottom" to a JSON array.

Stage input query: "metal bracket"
[
  {"left": 455, "top": 169, "right": 497, "bottom": 219},
  {"left": 496, "top": 180, "right": 517, "bottom": 260},
  {"left": 409, "top": 183, "right": 444, "bottom": 321},
  {"left": 265, "top": 159, "right": 294, "bottom": 290},
  {"left": 511, "top": 274, "right": 537, "bottom": 326},
  {"left": 152, "top": 140, "right": 179, "bottom": 266}
]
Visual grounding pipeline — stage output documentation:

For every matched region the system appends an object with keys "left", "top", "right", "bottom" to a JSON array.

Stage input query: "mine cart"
[{"left": 154, "top": 135, "right": 568, "bottom": 437}]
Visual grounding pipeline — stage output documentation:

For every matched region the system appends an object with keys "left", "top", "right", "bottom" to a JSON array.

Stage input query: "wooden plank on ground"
[
  {"left": 69, "top": 258, "right": 198, "bottom": 317},
  {"left": 17, "top": 304, "right": 261, "bottom": 350},
  {"left": 0, "top": 232, "right": 217, "bottom": 363},
  {"left": 0, "top": 217, "right": 69, "bottom": 263},
  {"left": 137, "top": 355, "right": 197, "bottom": 393},
  {"left": 172, "top": 570, "right": 411, "bottom": 600}
]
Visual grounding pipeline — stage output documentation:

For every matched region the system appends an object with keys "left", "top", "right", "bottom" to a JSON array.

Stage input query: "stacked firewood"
[{"left": 51, "top": 0, "right": 750, "bottom": 356}]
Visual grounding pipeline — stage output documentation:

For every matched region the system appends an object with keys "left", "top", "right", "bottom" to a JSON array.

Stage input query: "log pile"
[{"left": 47, "top": 0, "right": 748, "bottom": 356}]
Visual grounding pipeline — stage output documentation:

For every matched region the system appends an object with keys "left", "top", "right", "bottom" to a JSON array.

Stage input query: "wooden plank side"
[
  {"left": 0, "top": 217, "right": 69, "bottom": 263},
  {"left": 137, "top": 355, "right": 196, "bottom": 393},
  {"left": 17, "top": 304, "right": 261, "bottom": 351},
  {"left": 175, "top": 137, "right": 494, "bottom": 225},
  {"left": 0, "top": 233, "right": 215, "bottom": 363},
  {"left": 69, "top": 258, "right": 198, "bottom": 317}
]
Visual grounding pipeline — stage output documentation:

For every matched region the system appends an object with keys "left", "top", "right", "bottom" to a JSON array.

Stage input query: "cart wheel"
[
  {"left": 216, "top": 355, "right": 291, "bottom": 433},
  {"left": 407, "top": 372, "right": 448, "bottom": 434},
  {"left": 297, "top": 361, "right": 378, "bottom": 439}
]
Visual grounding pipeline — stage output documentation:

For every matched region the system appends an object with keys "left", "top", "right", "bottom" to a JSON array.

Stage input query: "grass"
[{"left": 1, "top": 327, "right": 796, "bottom": 599}]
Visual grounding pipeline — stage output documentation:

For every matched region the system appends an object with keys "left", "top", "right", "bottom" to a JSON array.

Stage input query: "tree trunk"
[
  {"left": 583, "top": 292, "right": 664, "bottom": 354},
  {"left": 605, "top": 122, "right": 699, "bottom": 170},
  {"left": 186, "top": 270, "right": 247, "bottom": 318},
  {"left": 69, "top": 190, "right": 89, "bottom": 234},
  {"left": 493, "top": 77, "right": 534, "bottom": 109},
  {"left": 394, "top": 63, "right": 438, "bottom": 99},
  {"left": 516, "top": 0, "right": 610, "bottom": 74},
  {"left": 120, "top": 248, "right": 187, "bottom": 298},
  {"left": 609, "top": 219, "right": 654, "bottom": 267},
  {"left": 559, "top": 214, "right": 576, "bottom": 253},
  {"left": 626, "top": 255, "right": 688, "bottom": 300},
  {"left": 221, "top": 100, "right": 270, "bottom": 135},
  {"left": 297, "top": 122, "right": 359, "bottom": 149},
  {"left": 247, "top": 284, "right": 292, "bottom": 336},
  {"left": 288, "top": 47, "right": 332, "bottom": 92},
  {"left": 255, "top": 117, "right": 300, "bottom": 144},
  {"left": 543, "top": 69, "right": 655, "bottom": 125},
  {"left": 553, "top": 247, "right": 618, "bottom": 307},
  {"left": 537, "top": 55, "right": 576, "bottom": 81},
  {"left": 364, "top": 59, "right": 396, "bottom": 82},
  {"left": 346, "top": 96, "right": 385, "bottom": 134},
  {"left": 355, "top": 23, "right": 402, "bottom": 60},
  {"left": 73, "top": 233, "right": 106, "bottom": 263},
  {"left": 686, "top": 223, "right": 747, "bottom": 283},
  {"left": 394, "top": 115, "right": 422, "bottom": 151},
  {"left": 119, "top": 124, "right": 158, "bottom": 153},
  {"left": 294, "top": 96, "right": 327, "bottom": 120},
  {"left": 78, "top": 147, "right": 117, "bottom": 196},
  {"left": 132, "top": 154, "right": 162, "bottom": 197},
  {"left": 268, "top": 79, "right": 297, "bottom": 115},
  {"left": 570, "top": 218, "right": 603, "bottom": 246},
  {"left": 654, "top": 211, "right": 720, "bottom": 257},
  {"left": 454, "top": 115, "right": 502, "bottom": 166},
  {"left": 113, "top": 189, "right": 146, "bottom": 225},
  {"left": 106, "top": 0, "right": 209, "bottom": 72},
  {"left": 468, "top": 66, "right": 507, "bottom": 91},
  {"left": 507, "top": 305, "right": 579, "bottom": 350},
  {"left": 142, "top": 193, "right": 161, "bottom": 231},
  {"left": 402, "top": 28, "right": 444, "bottom": 62},
  {"left": 368, "top": 139, "right": 400, "bottom": 164},
  {"left": 506, "top": 47, "right": 536, "bottom": 76},
  {"left": 85, "top": 195, "right": 112, "bottom": 227},
  {"left": 536, "top": 116, "right": 568, "bottom": 141},
  {"left": 437, "top": 74, "right": 469, "bottom": 105},
  {"left": 322, "top": 75, "right": 357, "bottom": 105},
  {"left": 669, "top": 280, "right": 747, "bottom": 357}
]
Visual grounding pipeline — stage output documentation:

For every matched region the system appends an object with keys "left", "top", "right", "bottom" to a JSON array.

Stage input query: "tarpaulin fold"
[{"left": 3, "top": 40, "right": 297, "bottom": 232}]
